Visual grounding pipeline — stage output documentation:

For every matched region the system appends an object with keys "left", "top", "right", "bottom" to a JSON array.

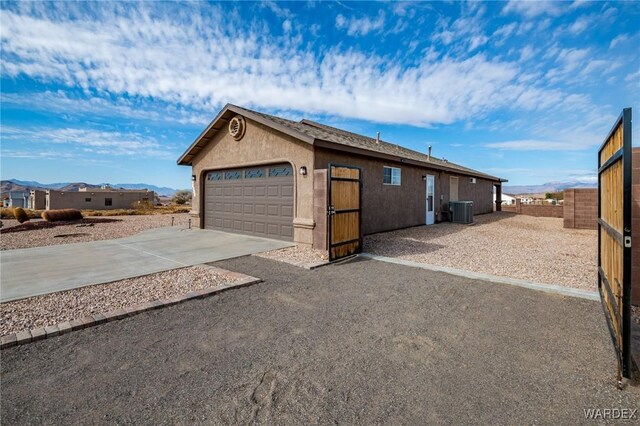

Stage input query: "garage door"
[{"left": 203, "top": 164, "right": 294, "bottom": 241}]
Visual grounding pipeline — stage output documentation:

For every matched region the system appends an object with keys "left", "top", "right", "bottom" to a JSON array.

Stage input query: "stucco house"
[
  {"left": 2, "top": 191, "right": 29, "bottom": 208},
  {"left": 45, "top": 187, "right": 155, "bottom": 211},
  {"left": 178, "top": 104, "right": 505, "bottom": 250}
]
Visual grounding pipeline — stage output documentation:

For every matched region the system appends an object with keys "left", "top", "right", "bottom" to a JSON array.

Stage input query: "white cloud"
[
  {"left": 335, "top": 10, "right": 385, "bottom": 36},
  {"left": 485, "top": 139, "right": 586, "bottom": 151},
  {"left": 0, "top": 91, "right": 210, "bottom": 125},
  {"left": 502, "top": 1, "right": 565, "bottom": 18},
  {"left": 519, "top": 45, "right": 536, "bottom": 62},
  {"left": 0, "top": 5, "right": 600, "bottom": 128},
  {"left": 610, "top": 33, "right": 629, "bottom": 49},
  {"left": 493, "top": 22, "right": 516, "bottom": 39},
  {"left": 0, "top": 126, "right": 172, "bottom": 158},
  {"left": 568, "top": 16, "right": 591, "bottom": 35}
]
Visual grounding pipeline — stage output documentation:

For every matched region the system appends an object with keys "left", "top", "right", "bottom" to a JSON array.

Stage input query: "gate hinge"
[
  {"left": 327, "top": 205, "right": 335, "bottom": 216},
  {"left": 624, "top": 236, "right": 631, "bottom": 248}
]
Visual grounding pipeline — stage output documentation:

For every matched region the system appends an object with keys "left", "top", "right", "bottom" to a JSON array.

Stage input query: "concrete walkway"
[{"left": 0, "top": 228, "right": 292, "bottom": 302}]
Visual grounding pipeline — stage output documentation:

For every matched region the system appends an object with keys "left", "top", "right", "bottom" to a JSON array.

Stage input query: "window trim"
[{"left": 383, "top": 166, "right": 401, "bottom": 186}]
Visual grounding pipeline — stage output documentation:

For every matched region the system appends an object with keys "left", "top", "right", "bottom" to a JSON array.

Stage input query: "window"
[
  {"left": 225, "top": 170, "right": 242, "bottom": 180},
  {"left": 207, "top": 172, "right": 222, "bottom": 181},
  {"left": 269, "top": 165, "right": 293, "bottom": 177},
  {"left": 105, "top": 198, "right": 112, "bottom": 206},
  {"left": 383, "top": 166, "right": 401, "bottom": 185},
  {"left": 85, "top": 198, "right": 92, "bottom": 202},
  {"left": 245, "top": 168, "right": 264, "bottom": 179}
]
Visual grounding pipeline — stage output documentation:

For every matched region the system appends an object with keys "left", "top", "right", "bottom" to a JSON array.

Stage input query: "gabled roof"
[{"left": 177, "top": 104, "right": 505, "bottom": 182}]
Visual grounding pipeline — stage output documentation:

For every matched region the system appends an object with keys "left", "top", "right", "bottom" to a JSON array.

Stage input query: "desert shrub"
[
  {"left": 0, "top": 208, "right": 14, "bottom": 219},
  {"left": 42, "top": 209, "right": 83, "bottom": 222},
  {"left": 173, "top": 190, "right": 192, "bottom": 205},
  {"left": 14, "top": 207, "right": 30, "bottom": 223},
  {"left": 133, "top": 199, "right": 155, "bottom": 211}
]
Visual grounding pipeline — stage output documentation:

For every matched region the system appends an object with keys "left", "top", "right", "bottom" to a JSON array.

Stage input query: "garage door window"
[
  {"left": 245, "top": 168, "right": 265, "bottom": 179},
  {"left": 207, "top": 172, "right": 222, "bottom": 181},
  {"left": 225, "top": 170, "right": 242, "bottom": 180},
  {"left": 269, "top": 165, "right": 293, "bottom": 177}
]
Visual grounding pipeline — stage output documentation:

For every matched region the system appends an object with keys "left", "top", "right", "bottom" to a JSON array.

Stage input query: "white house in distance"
[{"left": 493, "top": 192, "right": 516, "bottom": 205}]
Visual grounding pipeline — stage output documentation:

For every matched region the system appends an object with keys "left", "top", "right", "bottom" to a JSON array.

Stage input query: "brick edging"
[{"left": 0, "top": 269, "right": 261, "bottom": 350}]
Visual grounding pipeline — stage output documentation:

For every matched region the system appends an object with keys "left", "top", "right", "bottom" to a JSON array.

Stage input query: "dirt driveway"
[
  {"left": 2, "top": 257, "right": 637, "bottom": 424},
  {"left": 364, "top": 212, "right": 597, "bottom": 291}
]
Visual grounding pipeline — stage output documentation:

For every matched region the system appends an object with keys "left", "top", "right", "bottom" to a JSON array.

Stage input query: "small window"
[
  {"left": 269, "top": 166, "right": 293, "bottom": 177},
  {"left": 383, "top": 166, "right": 401, "bottom": 185},
  {"left": 105, "top": 198, "right": 112, "bottom": 206},
  {"left": 225, "top": 170, "right": 242, "bottom": 180},
  {"left": 245, "top": 168, "right": 264, "bottom": 179},
  {"left": 85, "top": 198, "right": 91, "bottom": 202},
  {"left": 207, "top": 172, "right": 222, "bottom": 181}
]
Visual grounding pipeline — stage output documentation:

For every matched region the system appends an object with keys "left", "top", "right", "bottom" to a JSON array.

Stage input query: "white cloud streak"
[
  {"left": 0, "top": 4, "right": 588, "bottom": 127},
  {"left": 1, "top": 126, "right": 173, "bottom": 158},
  {"left": 336, "top": 10, "right": 385, "bottom": 36}
]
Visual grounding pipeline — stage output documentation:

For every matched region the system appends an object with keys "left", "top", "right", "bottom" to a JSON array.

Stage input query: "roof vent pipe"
[
  {"left": 428, "top": 145, "right": 432, "bottom": 160},
  {"left": 376, "top": 132, "right": 380, "bottom": 144}
]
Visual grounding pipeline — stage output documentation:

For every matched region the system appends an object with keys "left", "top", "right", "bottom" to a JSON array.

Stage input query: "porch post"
[{"left": 495, "top": 184, "right": 502, "bottom": 212}]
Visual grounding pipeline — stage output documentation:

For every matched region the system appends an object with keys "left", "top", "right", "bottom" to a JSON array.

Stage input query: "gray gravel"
[
  {"left": 0, "top": 265, "right": 239, "bottom": 335},
  {"left": 365, "top": 212, "right": 597, "bottom": 290},
  {"left": 1, "top": 256, "right": 637, "bottom": 424},
  {"left": 1, "top": 214, "right": 191, "bottom": 250}
]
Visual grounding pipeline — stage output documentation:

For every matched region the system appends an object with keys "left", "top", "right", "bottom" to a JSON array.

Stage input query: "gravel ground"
[
  {"left": 1, "top": 256, "right": 637, "bottom": 424},
  {"left": 0, "top": 265, "right": 240, "bottom": 336},
  {"left": 364, "top": 212, "right": 597, "bottom": 291},
  {"left": 0, "top": 213, "right": 191, "bottom": 250},
  {"left": 255, "top": 245, "right": 328, "bottom": 268}
]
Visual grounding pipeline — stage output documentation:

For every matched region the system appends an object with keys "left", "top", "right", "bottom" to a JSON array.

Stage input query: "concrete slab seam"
[{"left": 359, "top": 253, "right": 599, "bottom": 302}]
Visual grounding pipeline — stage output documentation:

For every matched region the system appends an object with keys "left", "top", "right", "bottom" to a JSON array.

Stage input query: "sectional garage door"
[{"left": 203, "top": 164, "right": 294, "bottom": 241}]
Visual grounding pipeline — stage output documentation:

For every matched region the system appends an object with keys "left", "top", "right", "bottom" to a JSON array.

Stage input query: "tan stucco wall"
[
  {"left": 46, "top": 190, "right": 154, "bottom": 210},
  {"left": 189, "top": 117, "right": 315, "bottom": 245},
  {"left": 29, "top": 190, "right": 46, "bottom": 210},
  {"left": 314, "top": 147, "right": 496, "bottom": 235}
]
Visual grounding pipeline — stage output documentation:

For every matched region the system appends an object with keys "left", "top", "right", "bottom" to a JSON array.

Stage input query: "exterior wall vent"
[
  {"left": 470, "top": 177, "right": 476, "bottom": 184},
  {"left": 229, "top": 115, "right": 246, "bottom": 141}
]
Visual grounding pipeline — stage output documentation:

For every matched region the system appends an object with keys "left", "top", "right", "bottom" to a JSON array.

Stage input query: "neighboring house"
[
  {"left": 45, "top": 188, "right": 155, "bottom": 210},
  {"left": 177, "top": 104, "right": 506, "bottom": 247},
  {"left": 2, "top": 191, "right": 29, "bottom": 208},
  {"left": 494, "top": 192, "right": 516, "bottom": 205},
  {"left": 29, "top": 189, "right": 46, "bottom": 210}
]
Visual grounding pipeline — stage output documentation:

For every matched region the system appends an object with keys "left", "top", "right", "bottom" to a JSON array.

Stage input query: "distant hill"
[
  {"left": 1, "top": 179, "right": 178, "bottom": 196},
  {"left": 503, "top": 180, "right": 596, "bottom": 195}
]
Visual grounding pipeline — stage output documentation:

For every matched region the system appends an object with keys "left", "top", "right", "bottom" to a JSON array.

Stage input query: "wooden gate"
[
  {"left": 598, "top": 108, "right": 633, "bottom": 384},
  {"left": 328, "top": 164, "right": 362, "bottom": 261}
]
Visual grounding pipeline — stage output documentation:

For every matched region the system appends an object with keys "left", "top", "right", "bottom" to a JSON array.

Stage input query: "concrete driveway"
[
  {"left": 1, "top": 256, "right": 638, "bottom": 424},
  {"left": 0, "top": 228, "right": 292, "bottom": 302}
]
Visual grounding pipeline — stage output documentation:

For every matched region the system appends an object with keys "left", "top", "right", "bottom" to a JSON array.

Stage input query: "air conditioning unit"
[{"left": 449, "top": 201, "right": 474, "bottom": 224}]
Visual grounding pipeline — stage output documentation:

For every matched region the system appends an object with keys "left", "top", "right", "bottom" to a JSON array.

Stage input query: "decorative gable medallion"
[{"left": 228, "top": 115, "right": 246, "bottom": 141}]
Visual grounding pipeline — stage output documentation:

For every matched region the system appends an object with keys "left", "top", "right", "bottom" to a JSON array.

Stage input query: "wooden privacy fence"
[{"left": 598, "top": 108, "right": 633, "bottom": 385}]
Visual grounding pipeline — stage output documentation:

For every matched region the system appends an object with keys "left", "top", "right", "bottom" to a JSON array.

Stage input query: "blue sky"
[{"left": 1, "top": 1, "right": 638, "bottom": 189}]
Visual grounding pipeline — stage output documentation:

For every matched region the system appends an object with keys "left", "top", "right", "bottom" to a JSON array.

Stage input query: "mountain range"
[
  {"left": 502, "top": 180, "right": 597, "bottom": 195},
  {"left": 1, "top": 179, "right": 178, "bottom": 196}
]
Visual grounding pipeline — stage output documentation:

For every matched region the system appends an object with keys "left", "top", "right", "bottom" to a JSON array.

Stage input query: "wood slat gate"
[
  {"left": 598, "top": 107, "right": 633, "bottom": 385},
  {"left": 328, "top": 164, "right": 362, "bottom": 261}
]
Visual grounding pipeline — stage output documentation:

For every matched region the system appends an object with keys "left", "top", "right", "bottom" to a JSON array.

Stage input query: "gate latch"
[
  {"left": 624, "top": 236, "right": 632, "bottom": 248},
  {"left": 328, "top": 205, "right": 336, "bottom": 216}
]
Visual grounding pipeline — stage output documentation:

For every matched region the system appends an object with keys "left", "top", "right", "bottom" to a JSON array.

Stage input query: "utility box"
[{"left": 450, "top": 201, "right": 474, "bottom": 224}]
